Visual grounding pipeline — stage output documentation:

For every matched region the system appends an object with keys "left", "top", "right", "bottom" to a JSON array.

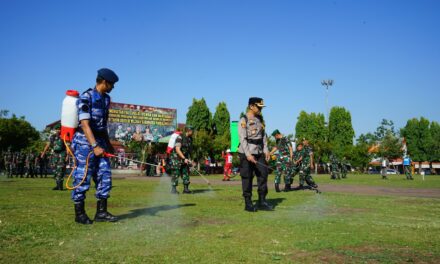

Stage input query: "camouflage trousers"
[
  {"left": 274, "top": 157, "right": 293, "bottom": 184},
  {"left": 341, "top": 168, "right": 347, "bottom": 178},
  {"left": 404, "top": 166, "right": 413, "bottom": 180},
  {"left": 299, "top": 166, "right": 317, "bottom": 187},
  {"left": 5, "top": 163, "right": 13, "bottom": 177},
  {"left": 169, "top": 156, "right": 190, "bottom": 186},
  {"left": 331, "top": 165, "right": 340, "bottom": 179},
  {"left": 26, "top": 164, "right": 36, "bottom": 178},
  {"left": 52, "top": 153, "right": 67, "bottom": 184}
]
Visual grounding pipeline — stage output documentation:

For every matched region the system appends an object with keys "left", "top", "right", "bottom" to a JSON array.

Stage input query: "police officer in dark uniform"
[
  {"left": 238, "top": 97, "right": 273, "bottom": 212},
  {"left": 70, "top": 68, "right": 119, "bottom": 224}
]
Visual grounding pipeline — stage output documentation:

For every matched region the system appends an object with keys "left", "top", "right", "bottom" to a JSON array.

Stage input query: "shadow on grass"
[
  {"left": 264, "top": 198, "right": 286, "bottom": 209},
  {"left": 190, "top": 188, "right": 220, "bottom": 194},
  {"left": 118, "top": 203, "right": 196, "bottom": 220}
]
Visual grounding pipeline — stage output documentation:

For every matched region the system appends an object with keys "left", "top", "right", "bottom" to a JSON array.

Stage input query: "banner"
[
  {"left": 230, "top": 121, "right": 239, "bottom": 152},
  {"left": 108, "top": 102, "right": 177, "bottom": 145}
]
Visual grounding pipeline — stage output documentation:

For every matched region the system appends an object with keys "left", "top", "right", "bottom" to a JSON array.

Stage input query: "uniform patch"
[
  {"left": 241, "top": 122, "right": 246, "bottom": 128},
  {"left": 81, "top": 105, "right": 89, "bottom": 112}
]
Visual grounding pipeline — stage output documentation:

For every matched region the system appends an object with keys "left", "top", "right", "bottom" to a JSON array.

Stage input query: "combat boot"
[
  {"left": 244, "top": 196, "right": 257, "bottom": 212},
  {"left": 59, "top": 181, "right": 64, "bottom": 191},
  {"left": 183, "top": 184, "right": 192, "bottom": 194},
  {"left": 171, "top": 185, "right": 179, "bottom": 194},
  {"left": 283, "top": 184, "right": 292, "bottom": 192},
  {"left": 74, "top": 201, "right": 93, "bottom": 225},
  {"left": 52, "top": 182, "right": 60, "bottom": 190},
  {"left": 258, "top": 194, "right": 274, "bottom": 211},
  {"left": 94, "top": 199, "right": 118, "bottom": 222},
  {"left": 274, "top": 183, "right": 281, "bottom": 192}
]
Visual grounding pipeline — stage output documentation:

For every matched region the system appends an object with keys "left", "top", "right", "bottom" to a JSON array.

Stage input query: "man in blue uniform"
[
  {"left": 403, "top": 155, "right": 413, "bottom": 180},
  {"left": 71, "top": 68, "right": 119, "bottom": 224}
]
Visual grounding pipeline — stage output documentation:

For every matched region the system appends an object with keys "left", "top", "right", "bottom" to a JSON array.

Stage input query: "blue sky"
[{"left": 1, "top": 0, "right": 439, "bottom": 137}]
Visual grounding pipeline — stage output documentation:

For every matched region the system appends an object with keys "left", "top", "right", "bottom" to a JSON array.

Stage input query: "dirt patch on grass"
[{"left": 180, "top": 217, "right": 228, "bottom": 228}]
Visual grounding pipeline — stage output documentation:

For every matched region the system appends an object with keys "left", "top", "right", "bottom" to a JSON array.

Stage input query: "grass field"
[{"left": 1, "top": 173, "right": 440, "bottom": 263}]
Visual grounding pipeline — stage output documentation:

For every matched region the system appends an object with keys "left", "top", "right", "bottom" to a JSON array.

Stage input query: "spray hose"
[{"left": 63, "top": 137, "right": 94, "bottom": 190}]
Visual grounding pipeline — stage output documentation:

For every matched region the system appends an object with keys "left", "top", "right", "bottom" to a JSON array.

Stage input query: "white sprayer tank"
[{"left": 61, "top": 90, "right": 79, "bottom": 141}]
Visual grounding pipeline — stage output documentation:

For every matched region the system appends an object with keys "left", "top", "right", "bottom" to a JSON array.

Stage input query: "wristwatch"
[{"left": 91, "top": 142, "right": 98, "bottom": 148}]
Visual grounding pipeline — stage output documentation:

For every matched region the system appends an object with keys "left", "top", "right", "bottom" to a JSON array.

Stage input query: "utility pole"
[{"left": 321, "top": 79, "right": 333, "bottom": 123}]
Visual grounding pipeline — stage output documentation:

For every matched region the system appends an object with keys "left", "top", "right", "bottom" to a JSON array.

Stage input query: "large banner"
[{"left": 108, "top": 102, "right": 177, "bottom": 145}]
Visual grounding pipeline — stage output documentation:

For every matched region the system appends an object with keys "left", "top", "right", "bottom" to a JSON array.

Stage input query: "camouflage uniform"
[
  {"left": 299, "top": 145, "right": 317, "bottom": 188},
  {"left": 330, "top": 155, "right": 340, "bottom": 180},
  {"left": 169, "top": 133, "right": 192, "bottom": 191},
  {"left": 274, "top": 137, "right": 293, "bottom": 186},
  {"left": 48, "top": 133, "right": 67, "bottom": 188},
  {"left": 4, "top": 151, "right": 13, "bottom": 178},
  {"left": 16, "top": 152, "right": 26, "bottom": 178},
  {"left": 341, "top": 158, "right": 348, "bottom": 179},
  {"left": 26, "top": 152, "right": 37, "bottom": 178}
]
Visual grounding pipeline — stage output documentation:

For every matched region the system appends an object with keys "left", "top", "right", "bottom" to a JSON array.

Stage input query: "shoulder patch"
[{"left": 241, "top": 121, "right": 246, "bottom": 128}]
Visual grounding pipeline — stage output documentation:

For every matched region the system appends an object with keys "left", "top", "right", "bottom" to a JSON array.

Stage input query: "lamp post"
[{"left": 321, "top": 79, "right": 333, "bottom": 123}]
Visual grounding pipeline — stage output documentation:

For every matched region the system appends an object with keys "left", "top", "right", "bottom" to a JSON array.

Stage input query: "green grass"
[
  {"left": 312, "top": 173, "right": 440, "bottom": 188},
  {"left": 1, "top": 174, "right": 440, "bottom": 263}
]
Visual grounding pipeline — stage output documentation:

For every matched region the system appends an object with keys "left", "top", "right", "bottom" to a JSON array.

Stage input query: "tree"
[
  {"left": 429, "top": 122, "right": 440, "bottom": 171},
  {"left": 192, "top": 130, "right": 212, "bottom": 164},
  {"left": 328, "top": 107, "right": 355, "bottom": 157},
  {"left": 295, "top": 111, "right": 329, "bottom": 171},
  {"left": 375, "top": 119, "right": 396, "bottom": 140},
  {"left": 186, "top": 98, "right": 212, "bottom": 132},
  {"left": 212, "top": 102, "right": 230, "bottom": 136},
  {"left": 0, "top": 112, "right": 40, "bottom": 151},
  {"left": 401, "top": 117, "right": 432, "bottom": 173},
  {"left": 378, "top": 130, "right": 403, "bottom": 159}
]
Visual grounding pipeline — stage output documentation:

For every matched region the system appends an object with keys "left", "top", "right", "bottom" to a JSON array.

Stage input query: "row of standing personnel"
[{"left": 2, "top": 151, "right": 50, "bottom": 178}]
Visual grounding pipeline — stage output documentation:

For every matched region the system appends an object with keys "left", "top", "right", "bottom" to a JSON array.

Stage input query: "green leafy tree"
[
  {"left": 192, "top": 130, "right": 212, "bottom": 164},
  {"left": 430, "top": 122, "right": 440, "bottom": 172},
  {"left": 328, "top": 107, "right": 355, "bottom": 157},
  {"left": 401, "top": 117, "right": 432, "bottom": 172},
  {"left": 350, "top": 136, "right": 372, "bottom": 172},
  {"left": 212, "top": 102, "right": 230, "bottom": 136},
  {"left": 295, "top": 111, "right": 329, "bottom": 170},
  {"left": 186, "top": 98, "right": 212, "bottom": 132},
  {"left": 0, "top": 112, "right": 40, "bottom": 151},
  {"left": 378, "top": 130, "right": 403, "bottom": 159}
]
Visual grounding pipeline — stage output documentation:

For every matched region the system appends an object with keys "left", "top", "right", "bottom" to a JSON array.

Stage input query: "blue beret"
[{"left": 97, "top": 68, "right": 119, "bottom": 83}]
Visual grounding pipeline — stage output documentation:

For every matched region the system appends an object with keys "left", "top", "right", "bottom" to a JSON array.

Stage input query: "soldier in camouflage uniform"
[
  {"left": 330, "top": 154, "right": 340, "bottom": 180},
  {"left": 4, "top": 150, "right": 14, "bottom": 178},
  {"left": 298, "top": 139, "right": 318, "bottom": 189},
  {"left": 168, "top": 126, "right": 194, "bottom": 194},
  {"left": 341, "top": 157, "right": 348, "bottom": 179},
  {"left": 25, "top": 152, "right": 37, "bottom": 178},
  {"left": 42, "top": 124, "right": 67, "bottom": 190},
  {"left": 270, "top": 129, "right": 293, "bottom": 192},
  {"left": 16, "top": 152, "right": 26, "bottom": 178}
]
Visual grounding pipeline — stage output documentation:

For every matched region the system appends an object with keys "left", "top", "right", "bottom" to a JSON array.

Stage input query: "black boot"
[
  {"left": 52, "top": 182, "right": 60, "bottom": 190},
  {"left": 94, "top": 199, "right": 118, "bottom": 222},
  {"left": 275, "top": 183, "right": 281, "bottom": 193},
  {"left": 59, "top": 181, "right": 64, "bottom": 191},
  {"left": 258, "top": 194, "right": 274, "bottom": 211},
  {"left": 283, "top": 184, "right": 291, "bottom": 192},
  {"left": 171, "top": 185, "right": 179, "bottom": 194},
  {"left": 183, "top": 184, "right": 192, "bottom": 194},
  {"left": 244, "top": 196, "right": 257, "bottom": 212},
  {"left": 74, "top": 201, "right": 93, "bottom": 225}
]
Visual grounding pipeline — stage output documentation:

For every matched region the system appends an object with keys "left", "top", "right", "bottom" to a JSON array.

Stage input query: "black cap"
[
  {"left": 97, "top": 68, "right": 119, "bottom": 83},
  {"left": 248, "top": 97, "right": 265, "bottom": 107}
]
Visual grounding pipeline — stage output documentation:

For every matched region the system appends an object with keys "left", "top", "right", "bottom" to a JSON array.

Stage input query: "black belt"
[
  {"left": 247, "top": 139, "right": 263, "bottom": 145},
  {"left": 77, "top": 128, "right": 107, "bottom": 138}
]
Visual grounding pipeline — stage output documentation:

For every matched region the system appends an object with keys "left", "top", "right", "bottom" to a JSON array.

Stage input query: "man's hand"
[
  {"left": 265, "top": 152, "right": 270, "bottom": 162},
  {"left": 247, "top": 155, "right": 257, "bottom": 164},
  {"left": 94, "top": 146, "right": 105, "bottom": 157},
  {"left": 184, "top": 158, "right": 190, "bottom": 164}
]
